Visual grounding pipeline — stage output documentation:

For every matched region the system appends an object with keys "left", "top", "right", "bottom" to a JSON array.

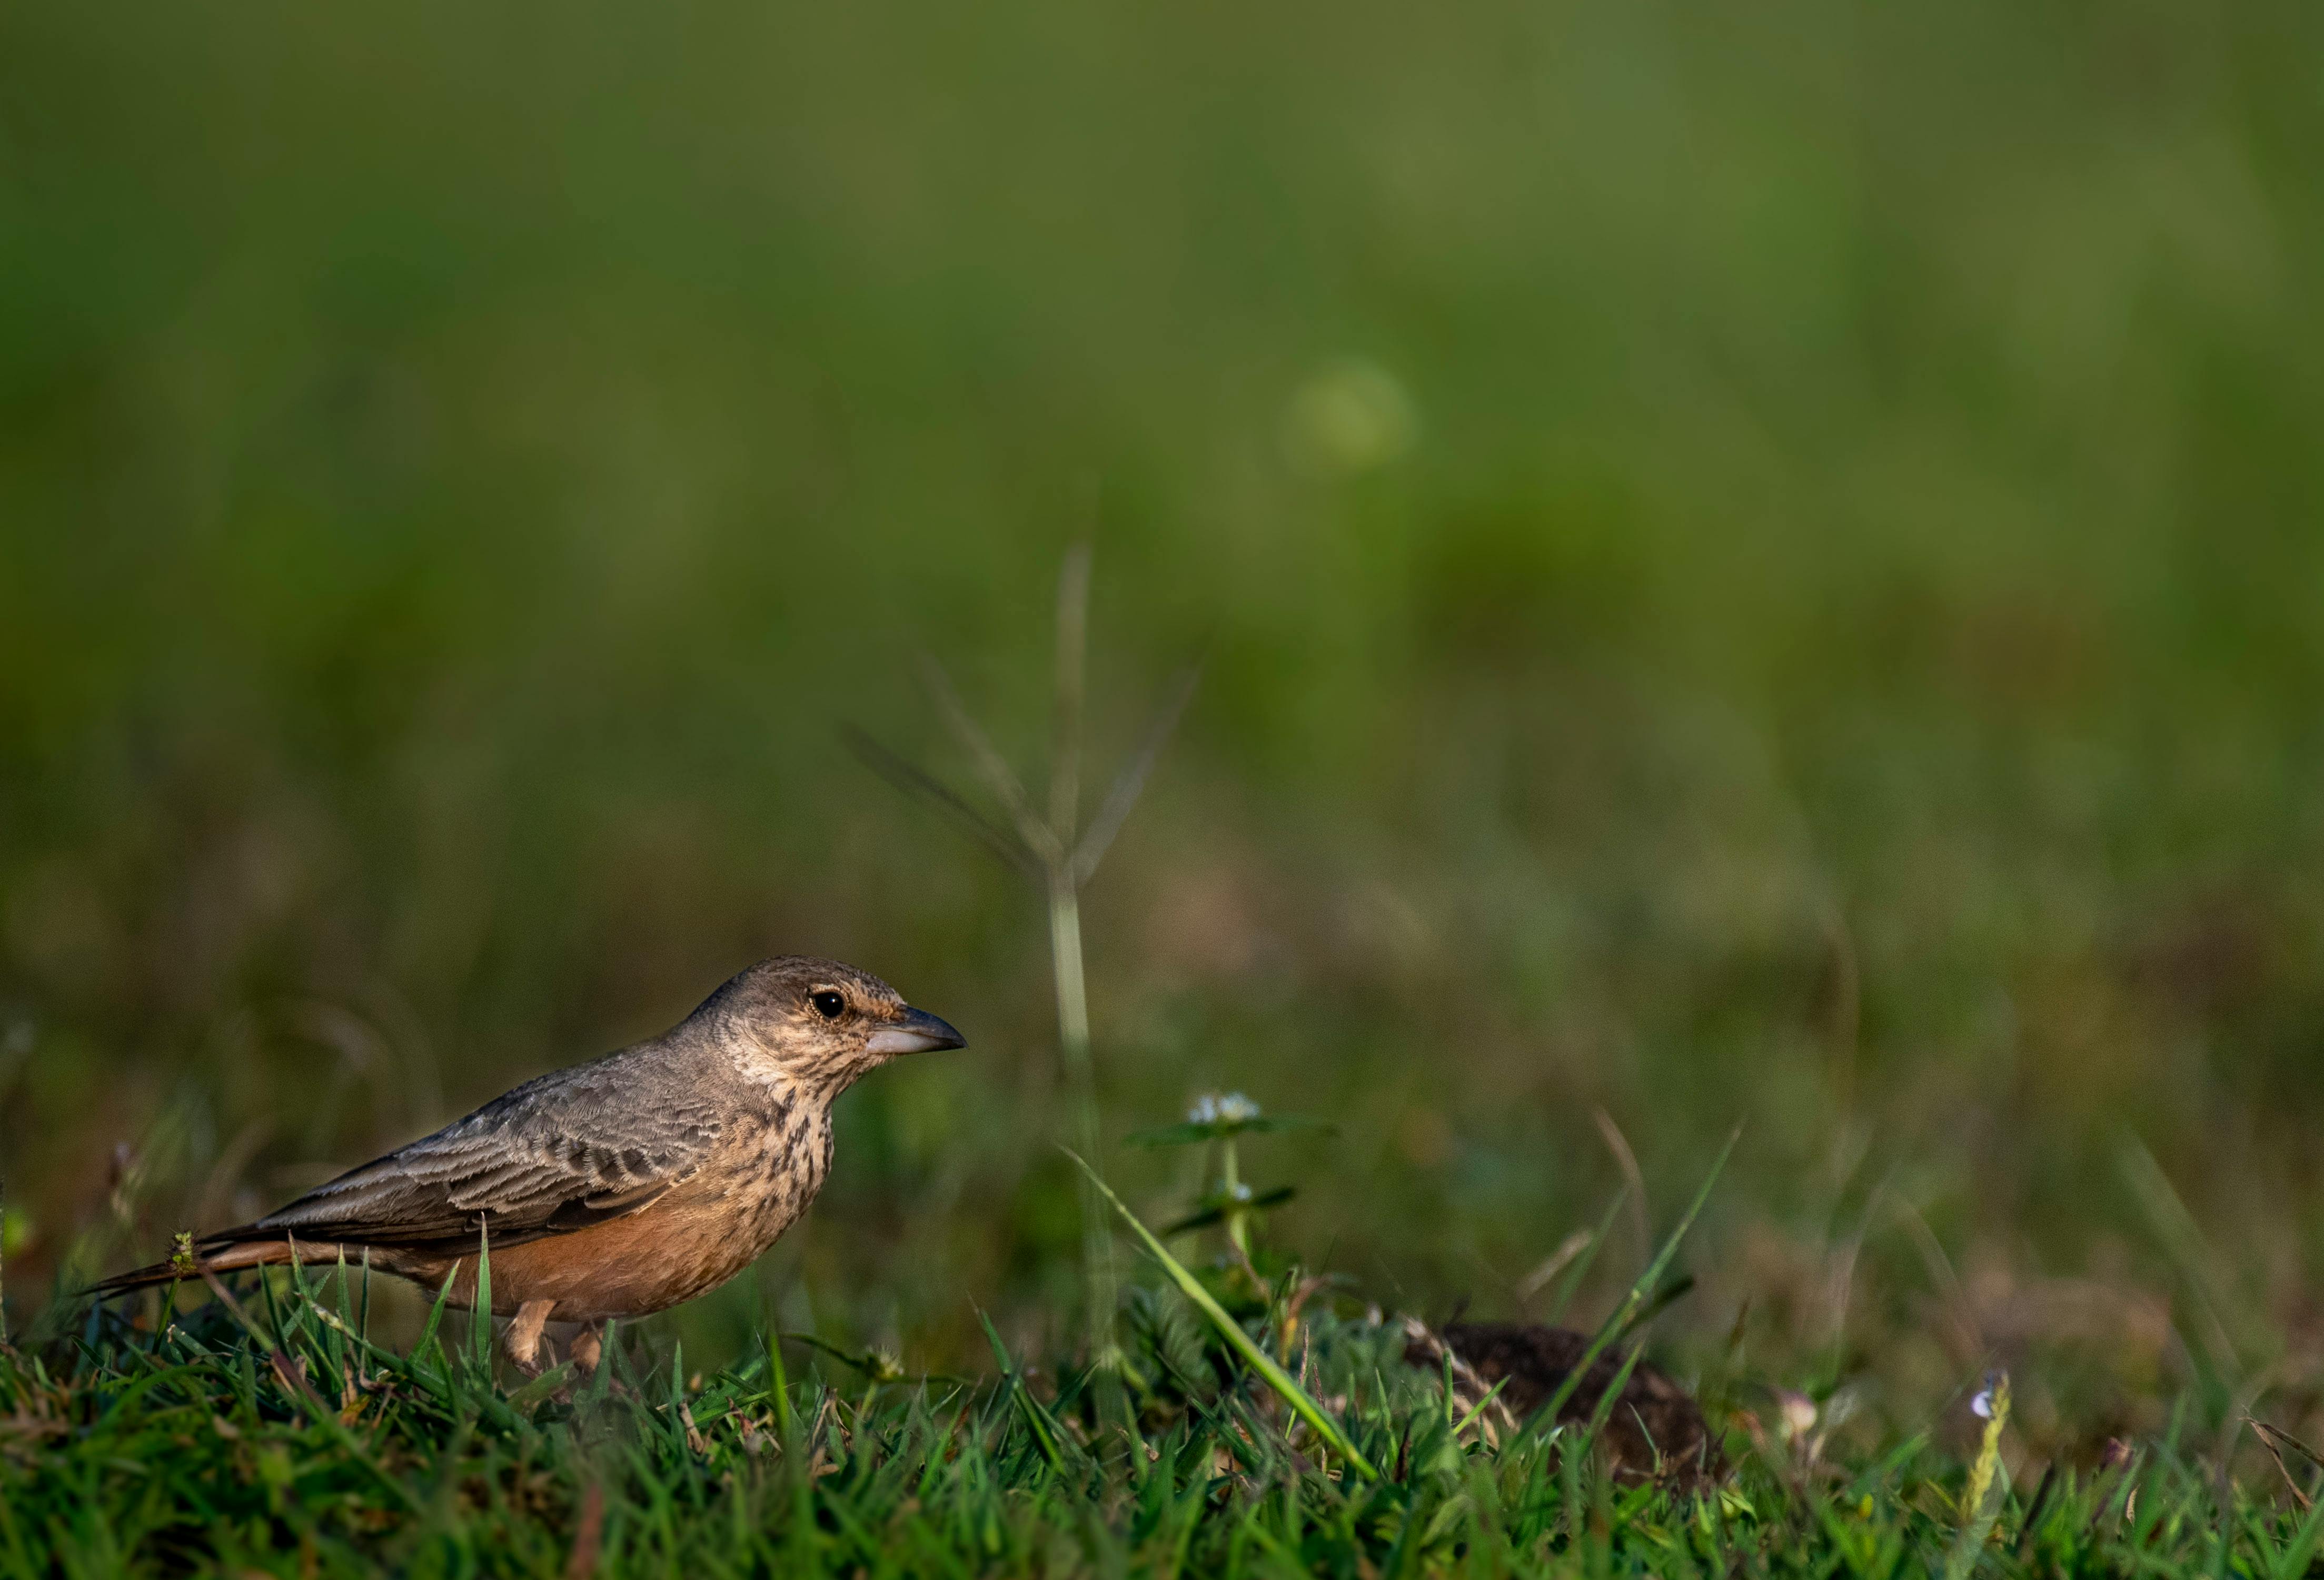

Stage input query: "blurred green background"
[{"left": 7, "top": 0, "right": 2324, "bottom": 1456}]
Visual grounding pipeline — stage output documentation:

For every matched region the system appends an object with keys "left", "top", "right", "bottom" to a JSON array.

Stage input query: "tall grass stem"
[
  {"left": 1046, "top": 874, "right": 1118, "bottom": 1365},
  {"left": 855, "top": 546, "right": 1195, "bottom": 1376}
]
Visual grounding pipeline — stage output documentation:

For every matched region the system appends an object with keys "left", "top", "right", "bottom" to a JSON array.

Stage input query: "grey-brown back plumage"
[
  {"left": 207, "top": 968, "right": 790, "bottom": 1257},
  {"left": 239, "top": 1041, "right": 738, "bottom": 1253}
]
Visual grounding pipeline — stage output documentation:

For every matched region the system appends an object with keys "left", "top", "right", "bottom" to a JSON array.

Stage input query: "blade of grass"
[
  {"left": 1522, "top": 1128, "right": 1739, "bottom": 1441},
  {"left": 2014, "top": 1461, "right": 2060, "bottom": 1555},
  {"left": 192, "top": 1264, "right": 329, "bottom": 1417},
  {"left": 1516, "top": 1227, "right": 1595, "bottom": 1309},
  {"left": 2270, "top": 1482, "right": 2324, "bottom": 1580},
  {"left": 471, "top": 1220, "right": 493, "bottom": 1381},
  {"left": 332, "top": 1247, "right": 352, "bottom": 1386},
  {"left": 303, "top": 1299, "right": 420, "bottom": 1385},
  {"left": 1547, "top": 1190, "right": 1630, "bottom": 1326},
  {"left": 589, "top": 1320, "right": 618, "bottom": 1406},
  {"left": 769, "top": 1321, "right": 796, "bottom": 1440},
  {"left": 1050, "top": 542, "right": 1090, "bottom": 843},
  {"left": 1047, "top": 870, "right": 1119, "bottom": 1376},
  {"left": 1071, "top": 666, "right": 1200, "bottom": 886},
  {"left": 187, "top": 1281, "right": 420, "bottom": 1515},
  {"left": 416, "top": 1263, "right": 460, "bottom": 1378},
  {"left": 1453, "top": 1377, "right": 1512, "bottom": 1442},
  {"left": 2119, "top": 1138, "right": 2242, "bottom": 1387},
  {"left": 1067, "top": 1147, "right": 1379, "bottom": 1480},
  {"left": 2251, "top": 1419, "right": 2324, "bottom": 1511},
  {"left": 977, "top": 1307, "right": 1075, "bottom": 1477},
  {"left": 1574, "top": 1339, "right": 1650, "bottom": 1455},
  {"left": 1592, "top": 1107, "right": 1653, "bottom": 1274},
  {"left": 917, "top": 656, "right": 1060, "bottom": 865},
  {"left": 1616, "top": 1274, "right": 1697, "bottom": 1340},
  {"left": 505, "top": 1362, "right": 575, "bottom": 1412},
  {"left": 840, "top": 727, "right": 1038, "bottom": 877}
]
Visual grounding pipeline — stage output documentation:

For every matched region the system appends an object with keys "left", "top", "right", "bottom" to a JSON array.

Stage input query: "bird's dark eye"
[{"left": 810, "top": 990, "right": 846, "bottom": 1020}]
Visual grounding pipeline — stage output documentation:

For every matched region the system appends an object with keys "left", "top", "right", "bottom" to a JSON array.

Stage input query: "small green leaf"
[{"left": 1163, "top": 1184, "right": 1296, "bottom": 1236}]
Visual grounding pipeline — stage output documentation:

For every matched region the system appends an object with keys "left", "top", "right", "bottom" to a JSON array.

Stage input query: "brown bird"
[{"left": 96, "top": 956, "right": 965, "bottom": 1372}]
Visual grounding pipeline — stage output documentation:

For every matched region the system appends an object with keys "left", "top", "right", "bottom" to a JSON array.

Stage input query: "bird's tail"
[{"left": 89, "top": 1238, "right": 332, "bottom": 1299}]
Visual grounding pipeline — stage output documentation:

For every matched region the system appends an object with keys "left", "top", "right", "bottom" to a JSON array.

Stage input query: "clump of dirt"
[{"left": 1407, "top": 1320, "right": 1723, "bottom": 1488}]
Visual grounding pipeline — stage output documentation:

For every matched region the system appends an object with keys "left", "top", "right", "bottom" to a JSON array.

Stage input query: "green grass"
[
  {"left": 6, "top": 1268, "right": 2319, "bottom": 1578},
  {"left": 9, "top": 1173, "right": 2323, "bottom": 1577}
]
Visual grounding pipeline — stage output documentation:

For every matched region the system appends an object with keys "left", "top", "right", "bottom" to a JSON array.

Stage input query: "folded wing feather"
[{"left": 212, "top": 1064, "right": 724, "bottom": 1252}]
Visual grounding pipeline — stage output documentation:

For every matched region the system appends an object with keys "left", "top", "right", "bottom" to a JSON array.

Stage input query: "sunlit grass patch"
[{"left": 8, "top": 1179, "right": 2322, "bottom": 1577}]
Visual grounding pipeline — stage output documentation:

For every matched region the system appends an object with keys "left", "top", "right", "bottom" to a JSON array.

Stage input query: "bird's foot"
[
  {"left": 504, "top": 1299, "right": 557, "bottom": 1377},
  {"left": 569, "top": 1322, "right": 604, "bottom": 1376}
]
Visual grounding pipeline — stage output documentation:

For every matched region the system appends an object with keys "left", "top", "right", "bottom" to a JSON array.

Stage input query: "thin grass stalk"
[
  {"left": 1575, "top": 1339, "right": 1649, "bottom": 1456},
  {"left": 1068, "top": 1148, "right": 1379, "bottom": 1479},
  {"left": 1047, "top": 549, "right": 1120, "bottom": 1372},
  {"left": 769, "top": 1320, "right": 796, "bottom": 1441},
  {"left": 1451, "top": 1377, "right": 1511, "bottom": 1443},
  {"left": 1047, "top": 875, "right": 1117, "bottom": 1366},
  {"left": 1521, "top": 1128, "right": 1739, "bottom": 1442},
  {"left": 1051, "top": 544, "right": 1089, "bottom": 842},
  {"left": 856, "top": 547, "right": 1192, "bottom": 1379},
  {"left": 472, "top": 1220, "right": 493, "bottom": 1381},
  {"left": 1547, "top": 1190, "right": 1628, "bottom": 1327},
  {"left": 590, "top": 1320, "right": 618, "bottom": 1405},
  {"left": 2014, "top": 1461, "right": 2060, "bottom": 1554},
  {"left": 333, "top": 1248, "right": 352, "bottom": 1387},
  {"left": 417, "top": 1263, "right": 459, "bottom": 1374}
]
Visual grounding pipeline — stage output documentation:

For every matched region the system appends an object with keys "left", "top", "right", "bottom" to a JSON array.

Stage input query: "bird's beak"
[{"left": 865, "top": 1005, "right": 967, "bottom": 1056}]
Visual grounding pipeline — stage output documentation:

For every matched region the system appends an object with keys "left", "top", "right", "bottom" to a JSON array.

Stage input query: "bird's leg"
[
  {"left": 569, "top": 1321, "right": 604, "bottom": 1376},
  {"left": 504, "top": 1299, "right": 557, "bottom": 1377}
]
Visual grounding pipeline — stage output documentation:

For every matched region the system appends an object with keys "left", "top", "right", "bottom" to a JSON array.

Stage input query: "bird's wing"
[{"left": 221, "top": 1060, "right": 725, "bottom": 1250}]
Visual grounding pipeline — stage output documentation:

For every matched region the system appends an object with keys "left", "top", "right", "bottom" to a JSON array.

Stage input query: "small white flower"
[
  {"left": 1229, "top": 1182, "right": 1254, "bottom": 1202},
  {"left": 1773, "top": 1388, "right": 1818, "bottom": 1441},
  {"left": 1188, "top": 1091, "right": 1261, "bottom": 1126}
]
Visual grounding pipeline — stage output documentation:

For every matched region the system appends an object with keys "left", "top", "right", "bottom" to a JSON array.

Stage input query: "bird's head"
[{"left": 703, "top": 955, "right": 966, "bottom": 1093}]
